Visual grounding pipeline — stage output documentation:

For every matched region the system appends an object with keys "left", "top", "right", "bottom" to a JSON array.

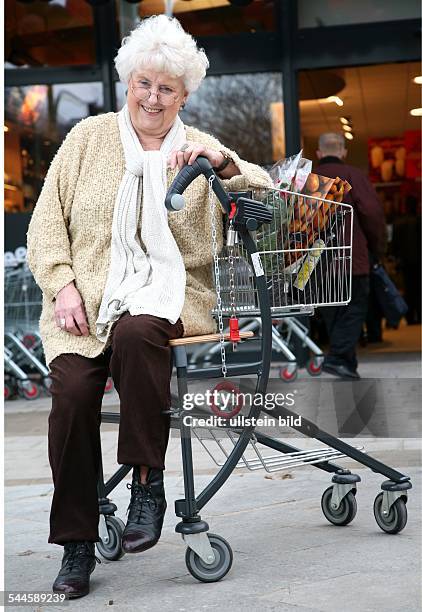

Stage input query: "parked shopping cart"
[
  {"left": 4, "top": 260, "right": 51, "bottom": 399},
  {"left": 188, "top": 316, "right": 324, "bottom": 382},
  {"left": 3, "top": 253, "right": 115, "bottom": 400},
  {"left": 97, "top": 159, "right": 412, "bottom": 580}
]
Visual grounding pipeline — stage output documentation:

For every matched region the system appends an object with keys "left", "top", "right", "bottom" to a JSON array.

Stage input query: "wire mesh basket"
[
  {"left": 4, "top": 267, "right": 42, "bottom": 333},
  {"left": 214, "top": 189, "right": 353, "bottom": 317}
]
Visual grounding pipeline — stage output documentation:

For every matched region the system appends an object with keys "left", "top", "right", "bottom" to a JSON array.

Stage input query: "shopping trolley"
[
  {"left": 3, "top": 255, "right": 115, "bottom": 401},
  {"left": 187, "top": 316, "right": 323, "bottom": 382},
  {"left": 97, "top": 158, "right": 412, "bottom": 581},
  {"left": 4, "top": 261, "right": 51, "bottom": 399},
  {"left": 188, "top": 183, "right": 346, "bottom": 381}
]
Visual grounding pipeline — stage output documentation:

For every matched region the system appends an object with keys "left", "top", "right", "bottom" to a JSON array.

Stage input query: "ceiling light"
[
  {"left": 4, "top": 125, "right": 9, "bottom": 132},
  {"left": 413, "top": 76, "right": 422, "bottom": 84},
  {"left": 344, "top": 132, "right": 354, "bottom": 140},
  {"left": 327, "top": 96, "right": 344, "bottom": 106},
  {"left": 342, "top": 125, "right": 352, "bottom": 132},
  {"left": 410, "top": 108, "right": 422, "bottom": 116},
  {"left": 340, "top": 117, "right": 350, "bottom": 124}
]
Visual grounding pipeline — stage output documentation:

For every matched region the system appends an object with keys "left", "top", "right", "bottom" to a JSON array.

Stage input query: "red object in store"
[
  {"left": 404, "top": 130, "right": 421, "bottom": 179},
  {"left": 368, "top": 136, "right": 405, "bottom": 184}
]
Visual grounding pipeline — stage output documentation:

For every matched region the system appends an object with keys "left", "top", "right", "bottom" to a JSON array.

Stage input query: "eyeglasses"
[{"left": 130, "top": 79, "right": 181, "bottom": 106}]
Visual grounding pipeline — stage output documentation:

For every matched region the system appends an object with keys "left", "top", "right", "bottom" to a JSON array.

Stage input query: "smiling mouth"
[{"left": 141, "top": 105, "right": 162, "bottom": 114}]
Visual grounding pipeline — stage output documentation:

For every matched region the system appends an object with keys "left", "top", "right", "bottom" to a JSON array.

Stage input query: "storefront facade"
[{"left": 4, "top": 0, "right": 421, "bottom": 250}]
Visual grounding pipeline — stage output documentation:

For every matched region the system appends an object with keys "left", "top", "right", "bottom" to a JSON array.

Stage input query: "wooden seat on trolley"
[{"left": 168, "top": 331, "right": 254, "bottom": 347}]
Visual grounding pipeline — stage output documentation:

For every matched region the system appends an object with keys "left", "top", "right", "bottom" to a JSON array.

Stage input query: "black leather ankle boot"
[
  {"left": 52, "top": 541, "right": 98, "bottom": 599},
  {"left": 122, "top": 466, "right": 167, "bottom": 554}
]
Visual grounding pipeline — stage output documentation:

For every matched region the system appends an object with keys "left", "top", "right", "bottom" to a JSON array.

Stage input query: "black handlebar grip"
[
  {"left": 165, "top": 156, "right": 232, "bottom": 214},
  {"left": 165, "top": 157, "right": 214, "bottom": 211}
]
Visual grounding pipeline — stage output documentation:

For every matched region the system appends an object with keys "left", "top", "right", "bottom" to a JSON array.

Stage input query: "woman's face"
[{"left": 127, "top": 69, "right": 187, "bottom": 140}]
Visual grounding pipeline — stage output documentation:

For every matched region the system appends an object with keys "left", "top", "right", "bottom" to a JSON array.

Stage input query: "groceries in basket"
[
  {"left": 286, "top": 177, "right": 351, "bottom": 267},
  {"left": 293, "top": 239, "right": 326, "bottom": 290},
  {"left": 258, "top": 152, "right": 352, "bottom": 306},
  {"left": 268, "top": 151, "right": 303, "bottom": 190}
]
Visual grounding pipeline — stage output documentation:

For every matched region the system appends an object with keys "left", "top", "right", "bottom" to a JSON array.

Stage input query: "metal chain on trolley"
[
  {"left": 209, "top": 176, "right": 241, "bottom": 378},
  {"left": 209, "top": 175, "right": 227, "bottom": 378},
  {"left": 227, "top": 222, "right": 240, "bottom": 348}
]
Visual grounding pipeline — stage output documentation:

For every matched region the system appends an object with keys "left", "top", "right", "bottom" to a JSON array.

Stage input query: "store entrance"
[{"left": 298, "top": 61, "right": 421, "bottom": 355}]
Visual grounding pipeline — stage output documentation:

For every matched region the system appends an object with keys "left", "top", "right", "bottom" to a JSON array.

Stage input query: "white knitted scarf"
[{"left": 96, "top": 104, "right": 187, "bottom": 342}]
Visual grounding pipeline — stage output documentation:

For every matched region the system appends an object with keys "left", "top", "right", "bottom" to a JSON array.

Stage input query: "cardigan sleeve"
[
  {"left": 26, "top": 122, "right": 90, "bottom": 301},
  {"left": 219, "top": 144, "right": 273, "bottom": 192}
]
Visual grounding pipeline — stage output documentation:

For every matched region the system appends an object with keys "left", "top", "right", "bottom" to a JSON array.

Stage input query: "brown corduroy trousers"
[{"left": 47, "top": 313, "right": 184, "bottom": 545}]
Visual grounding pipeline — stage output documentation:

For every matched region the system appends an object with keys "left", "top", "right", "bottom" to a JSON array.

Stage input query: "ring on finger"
[{"left": 60, "top": 318, "right": 66, "bottom": 328}]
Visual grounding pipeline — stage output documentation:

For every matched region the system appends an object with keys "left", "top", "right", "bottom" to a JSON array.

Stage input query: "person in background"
[
  {"left": 315, "top": 133, "right": 385, "bottom": 379},
  {"left": 366, "top": 200, "right": 390, "bottom": 343},
  {"left": 392, "top": 195, "right": 421, "bottom": 325}
]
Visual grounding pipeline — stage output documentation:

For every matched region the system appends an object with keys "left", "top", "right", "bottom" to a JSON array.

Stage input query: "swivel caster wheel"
[
  {"left": 321, "top": 486, "right": 357, "bottom": 526},
  {"left": 5, "top": 383, "right": 14, "bottom": 400},
  {"left": 22, "top": 334, "right": 37, "bottom": 349},
  {"left": 19, "top": 381, "right": 41, "bottom": 401},
  {"left": 373, "top": 493, "right": 407, "bottom": 534},
  {"left": 280, "top": 364, "right": 297, "bottom": 382},
  {"left": 44, "top": 376, "right": 53, "bottom": 394},
  {"left": 306, "top": 357, "right": 323, "bottom": 376},
  {"left": 96, "top": 516, "right": 125, "bottom": 561},
  {"left": 185, "top": 533, "right": 233, "bottom": 583}
]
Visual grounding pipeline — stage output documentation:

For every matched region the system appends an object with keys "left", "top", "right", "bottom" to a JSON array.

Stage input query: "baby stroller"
[{"left": 97, "top": 158, "right": 412, "bottom": 581}]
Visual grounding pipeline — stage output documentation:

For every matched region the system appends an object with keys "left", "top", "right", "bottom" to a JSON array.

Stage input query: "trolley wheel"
[
  {"left": 96, "top": 516, "right": 125, "bottom": 561},
  {"left": 280, "top": 365, "right": 297, "bottom": 382},
  {"left": 185, "top": 533, "right": 233, "bottom": 583},
  {"left": 373, "top": 493, "right": 407, "bottom": 534},
  {"left": 306, "top": 358, "right": 323, "bottom": 376},
  {"left": 5, "top": 384, "right": 12, "bottom": 400},
  {"left": 20, "top": 382, "right": 41, "bottom": 401},
  {"left": 44, "top": 377, "right": 53, "bottom": 393},
  {"left": 22, "top": 334, "right": 37, "bottom": 349},
  {"left": 321, "top": 486, "right": 357, "bottom": 526},
  {"left": 104, "top": 377, "right": 114, "bottom": 394}
]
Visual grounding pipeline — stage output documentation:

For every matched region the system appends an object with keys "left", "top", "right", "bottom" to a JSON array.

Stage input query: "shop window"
[
  {"left": 117, "top": 0, "right": 277, "bottom": 39},
  {"left": 298, "top": 0, "right": 420, "bottom": 29},
  {"left": 116, "top": 72, "right": 283, "bottom": 166},
  {"left": 4, "top": 82, "right": 104, "bottom": 214},
  {"left": 5, "top": 0, "right": 95, "bottom": 68}
]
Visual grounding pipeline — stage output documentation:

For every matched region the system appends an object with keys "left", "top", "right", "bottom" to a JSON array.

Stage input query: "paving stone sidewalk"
[
  {"left": 4, "top": 465, "right": 421, "bottom": 612},
  {"left": 4, "top": 354, "right": 421, "bottom": 611}
]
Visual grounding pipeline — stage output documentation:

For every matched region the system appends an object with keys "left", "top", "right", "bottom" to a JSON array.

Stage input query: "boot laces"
[
  {"left": 126, "top": 481, "right": 158, "bottom": 523},
  {"left": 63, "top": 542, "right": 101, "bottom": 572}
]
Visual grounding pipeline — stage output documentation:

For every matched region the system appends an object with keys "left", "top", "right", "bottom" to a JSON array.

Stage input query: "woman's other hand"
[
  {"left": 54, "top": 282, "right": 90, "bottom": 336},
  {"left": 168, "top": 143, "right": 225, "bottom": 171}
]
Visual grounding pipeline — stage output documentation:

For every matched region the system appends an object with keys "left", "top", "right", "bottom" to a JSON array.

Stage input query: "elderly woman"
[{"left": 27, "top": 15, "right": 270, "bottom": 598}]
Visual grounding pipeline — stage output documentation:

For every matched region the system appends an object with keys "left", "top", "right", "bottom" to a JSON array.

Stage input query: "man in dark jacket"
[{"left": 314, "top": 133, "right": 384, "bottom": 379}]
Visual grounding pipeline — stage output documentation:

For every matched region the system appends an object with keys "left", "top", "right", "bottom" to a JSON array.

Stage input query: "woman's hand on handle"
[
  {"left": 169, "top": 143, "right": 224, "bottom": 171},
  {"left": 168, "top": 142, "right": 242, "bottom": 179},
  {"left": 54, "top": 282, "right": 90, "bottom": 337}
]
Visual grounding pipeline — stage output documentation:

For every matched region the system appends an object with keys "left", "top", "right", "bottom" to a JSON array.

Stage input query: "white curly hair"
[{"left": 114, "top": 15, "right": 209, "bottom": 93}]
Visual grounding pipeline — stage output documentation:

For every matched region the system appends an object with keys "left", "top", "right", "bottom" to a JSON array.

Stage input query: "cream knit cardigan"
[{"left": 27, "top": 112, "right": 271, "bottom": 366}]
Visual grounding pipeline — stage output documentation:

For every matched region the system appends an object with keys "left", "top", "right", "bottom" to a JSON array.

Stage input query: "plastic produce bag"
[{"left": 269, "top": 151, "right": 302, "bottom": 190}]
